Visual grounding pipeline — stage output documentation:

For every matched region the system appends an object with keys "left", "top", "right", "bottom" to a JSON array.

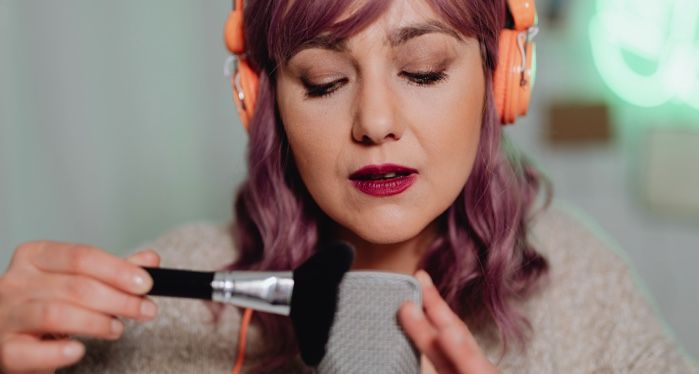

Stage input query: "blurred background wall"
[{"left": 1, "top": 0, "right": 697, "bottom": 360}]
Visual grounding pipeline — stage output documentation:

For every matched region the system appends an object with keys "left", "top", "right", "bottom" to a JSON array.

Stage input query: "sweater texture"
[{"left": 62, "top": 207, "right": 699, "bottom": 373}]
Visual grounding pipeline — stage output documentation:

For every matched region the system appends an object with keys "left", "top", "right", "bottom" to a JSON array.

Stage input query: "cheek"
[
  {"left": 420, "top": 127, "right": 481, "bottom": 228},
  {"left": 412, "top": 75, "right": 484, "bottom": 205},
  {"left": 277, "top": 89, "right": 349, "bottom": 212},
  {"left": 440, "top": 98, "right": 482, "bottom": 178}
]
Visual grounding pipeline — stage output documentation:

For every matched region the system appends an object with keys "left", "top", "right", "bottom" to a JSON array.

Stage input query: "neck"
[{"left": 334, "top": 222, "right": 439, "bottom": 274}]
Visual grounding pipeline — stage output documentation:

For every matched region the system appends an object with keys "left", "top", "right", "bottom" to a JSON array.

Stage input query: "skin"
[
  {"left": 276, "top": 0, "right": 482, "bottom": 272},
  {"left": 0, "top": 245, "right": 159, "bottom": 373},
  {"left": 276, "top": 0, "right": 498, "bottom": 372}
]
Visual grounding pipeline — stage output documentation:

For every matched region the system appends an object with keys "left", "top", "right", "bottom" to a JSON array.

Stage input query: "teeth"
[
  {"left": 368, "top": 172, "right": 401, "bottom": 180},
  {"left": 356, "top": 171, "right": 409, "bottom": 180}
]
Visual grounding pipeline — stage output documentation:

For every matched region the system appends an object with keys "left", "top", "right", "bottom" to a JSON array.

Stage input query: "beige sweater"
[{"left": 63, "top": 207, "right": 698, "bottom": 373}]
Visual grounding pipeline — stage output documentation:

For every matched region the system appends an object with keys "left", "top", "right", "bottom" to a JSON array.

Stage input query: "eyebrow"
[
  {"left": 297, "top": 34, "right": 348, "bottom": 53},
  {"left": 387, "top": 21, "right": 462, "bottom": 47},
  {"left": 292, "top": 20, "right": 462, "bottom": 57}
]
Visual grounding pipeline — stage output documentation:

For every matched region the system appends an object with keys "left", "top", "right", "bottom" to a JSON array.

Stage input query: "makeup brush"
[{"left": 142, "top": 242, "right": 354, "bottom": 366}]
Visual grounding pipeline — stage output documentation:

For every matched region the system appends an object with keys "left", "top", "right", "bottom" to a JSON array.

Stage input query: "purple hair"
[{"left": 225, "top": 0, "right": 550, "bottom": 370}]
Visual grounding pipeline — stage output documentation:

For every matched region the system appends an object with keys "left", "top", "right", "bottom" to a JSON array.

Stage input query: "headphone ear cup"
[
  {"left": 507, "top": 37, "right": 534, "bottom": 123},
  {"left": 493, "top": 29, "right": 534, "bottom": 125},
  {"left": 517, "top": 41, "right": 534, "bottom": 119},
  {"left": 230, "top": 60, "right": 260, "bottom": 131},
  {"left": 224, "top": 7, "right": 260, "bottom": 132},
  {"left": 494, "top": 30, "right": 517, "bottom": 125}
]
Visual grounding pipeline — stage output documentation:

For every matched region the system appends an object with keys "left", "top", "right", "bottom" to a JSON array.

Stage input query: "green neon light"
[{"left": 589, "top": 0, "right": 699, "bottom": 109}]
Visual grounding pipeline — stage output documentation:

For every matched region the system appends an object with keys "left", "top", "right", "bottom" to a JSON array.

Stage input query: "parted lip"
[{"left": 349, "top": 164, "right": 418, "bottom": 180}]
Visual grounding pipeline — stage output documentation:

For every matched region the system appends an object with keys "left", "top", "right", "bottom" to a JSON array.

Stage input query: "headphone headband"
[
  {"left": 507, "top": 0, "right": 536, "bottom": 31},
  {"left": 225, "top": 0, "right": 246, "bottom": 55}
]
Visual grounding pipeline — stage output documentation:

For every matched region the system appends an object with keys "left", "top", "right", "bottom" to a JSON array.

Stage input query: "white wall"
[{"left": 1, "top": 0, "right": 247, "bottom": 262}]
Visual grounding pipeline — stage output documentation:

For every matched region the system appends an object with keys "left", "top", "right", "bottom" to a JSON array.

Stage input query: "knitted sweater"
[{"left": 63, "top": 207, "right": 698, "bottom": 373}]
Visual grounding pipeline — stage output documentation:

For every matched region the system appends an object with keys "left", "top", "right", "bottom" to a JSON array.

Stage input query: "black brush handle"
[{"left": 143, "top": 267, "right": 214, "bottom": 300}]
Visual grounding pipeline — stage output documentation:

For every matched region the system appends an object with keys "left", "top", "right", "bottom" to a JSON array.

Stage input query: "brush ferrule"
[{"left": 212, "top": 271, "right": 293, "bottom": 315}]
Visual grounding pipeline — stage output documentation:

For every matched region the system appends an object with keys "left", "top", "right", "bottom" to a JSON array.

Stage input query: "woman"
[{"left": 0, "top": 0, "right": 695, "bottom": 373}]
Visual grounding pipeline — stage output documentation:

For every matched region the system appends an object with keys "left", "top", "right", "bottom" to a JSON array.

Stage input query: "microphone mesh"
[{"left": 316, "top": 271, "right": 422, "bottom": 373}]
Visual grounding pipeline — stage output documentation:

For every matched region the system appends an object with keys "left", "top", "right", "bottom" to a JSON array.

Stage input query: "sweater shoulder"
[
  {"left": 494, "top": 203, "right": 697, "bottom": 372},
  {"left": 529, "top": 202, "right": 629, "bottom": 277},
  {"left": 132, "top": 221, "right": 238, "bottom": 270}
]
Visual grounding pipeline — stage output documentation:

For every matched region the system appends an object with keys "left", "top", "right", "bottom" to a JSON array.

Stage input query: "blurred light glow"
[{"left": 589, "top": 0, "right": 699, "bottom": 109}]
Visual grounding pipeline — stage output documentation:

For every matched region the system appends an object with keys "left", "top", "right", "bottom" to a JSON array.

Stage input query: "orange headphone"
[
  {"left": 494, "top": 0, "right": 538, "bottom": 125},
  {"left": 223, "top": 0, "right": 258, "bottom": 131},
  {"left": 224, "top": 0, "right": 538, "bottom": 129}
]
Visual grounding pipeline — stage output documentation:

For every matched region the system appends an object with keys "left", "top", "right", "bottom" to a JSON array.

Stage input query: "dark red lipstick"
[{"left": 349, "top": 164, "right": 418, "bottom": 197}]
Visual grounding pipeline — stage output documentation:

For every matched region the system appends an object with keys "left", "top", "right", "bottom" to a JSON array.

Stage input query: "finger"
[
  {"left": 437, "top": 329, "right": 497, "bottom": 374},
  {"left": 421, "top": 354, "right": 439, "bottom": 374},
  {"left": 11, "top": 300, "right": 125, "bottom": 340},
  {"left": 126, "top": 249, "right": 161, "bottom": 268},
  {"left": 0, "top": 334, "right": 84, "bottom": 372},
  {"left": 398, "top": 301, "right": 456, "bottom": 373},
  {"left": 416, "top": 270, "right": 484, "bottom": 367},
  {"left": 46, "top": 274, "right": 158, "bottom": 321},
  {"left": 27, "top": 241, "right": 153, "bottom": 295},
  {"left": 416, "top": 270, "right": 466, "bottom": 332}
]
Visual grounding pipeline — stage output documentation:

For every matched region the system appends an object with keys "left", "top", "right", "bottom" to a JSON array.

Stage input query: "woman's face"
[{"left": 276, "top": 0, "right": 485, "bottom": 246}]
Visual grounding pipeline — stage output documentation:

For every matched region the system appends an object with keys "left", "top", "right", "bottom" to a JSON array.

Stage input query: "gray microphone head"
[{"left": 315, "top": 271, "right": 422, "bottom": 374}]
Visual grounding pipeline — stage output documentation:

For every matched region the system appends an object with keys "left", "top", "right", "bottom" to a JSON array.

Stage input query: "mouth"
[
  {"left": 349, "top": 164, "right": 418, "bottom": 197},
  {"left": 349, "top": 164, "right": 418, "bottom": 180}
]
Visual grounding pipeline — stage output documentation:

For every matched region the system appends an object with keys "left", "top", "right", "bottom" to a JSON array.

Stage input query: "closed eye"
[
  {"left": 302, "top": 78, "right": 348, "bottom": 98},
  {"left": 301, "top": 70, "right": 447, "bottom": 99},
  {"left": 400, "top": 70, "right": 448, "bottom": 86}
]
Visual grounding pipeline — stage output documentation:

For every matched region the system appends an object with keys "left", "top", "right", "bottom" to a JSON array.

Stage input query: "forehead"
[
  {"left": 342, "top": 0, "right": 440, "bottom": 26},
  {"left": 275, "top": 0, "right": 464, "bottom": 61},
  {"left": 344, "top": 0, "right": 453, "bottom": 43},
  {"left": 284, "top": 0, "right": 461, "bottom": 59},
  {"left": 335, "top": 0, "right": 451, "bottom": 41}
]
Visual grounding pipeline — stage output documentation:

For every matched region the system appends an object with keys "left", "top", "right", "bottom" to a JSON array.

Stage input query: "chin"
[{"left": 345, "top": 213, "right": 431, "bottom": 245}]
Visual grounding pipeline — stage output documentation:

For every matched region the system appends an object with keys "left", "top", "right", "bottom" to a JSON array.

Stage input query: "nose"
[{"left": 351, "top": 74, "right": 404, "bottom": 145}]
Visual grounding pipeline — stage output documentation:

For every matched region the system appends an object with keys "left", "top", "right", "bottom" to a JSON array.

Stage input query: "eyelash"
[{"left": 302, "top": 70, "right": 448, "bottom": 98}]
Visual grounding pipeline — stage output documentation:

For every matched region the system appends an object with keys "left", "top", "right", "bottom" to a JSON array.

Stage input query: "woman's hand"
[
  {"left": 0, "top": 241, "right": 160, "bottom": 373},
  {"left": 398, "top": 270, "right": 500, "bottom": 374}
]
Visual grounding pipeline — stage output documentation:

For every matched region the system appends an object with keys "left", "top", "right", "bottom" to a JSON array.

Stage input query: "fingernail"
[
  {"left": 111, "top": 319, "right": 124, "bottom": 335},
  {"left": 63, "top": 342, "right": 84, "bottom": 357},
  {"left": 132, "top": 272, "right": 152, "bottom": 293},
  {"left": 140, "top": 299, "right": 158, "bottom": 318}
]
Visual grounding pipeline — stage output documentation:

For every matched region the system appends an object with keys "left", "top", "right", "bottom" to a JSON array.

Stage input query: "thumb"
[{"left": 126, "top": 249, "right": 161, "bottom": 268}]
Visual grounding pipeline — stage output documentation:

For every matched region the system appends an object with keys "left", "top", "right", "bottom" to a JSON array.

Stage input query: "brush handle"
[
  {"left": 142, "top": 267, "right": 294, "bottom": 315},
  {"left": 143, "top": 267, "right": 214, "bottom": 300}
]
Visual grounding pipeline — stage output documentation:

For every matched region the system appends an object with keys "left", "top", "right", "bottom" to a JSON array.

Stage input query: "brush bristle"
[{"left": 290, "top": 242, "right": 354, "bottom": 366}]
